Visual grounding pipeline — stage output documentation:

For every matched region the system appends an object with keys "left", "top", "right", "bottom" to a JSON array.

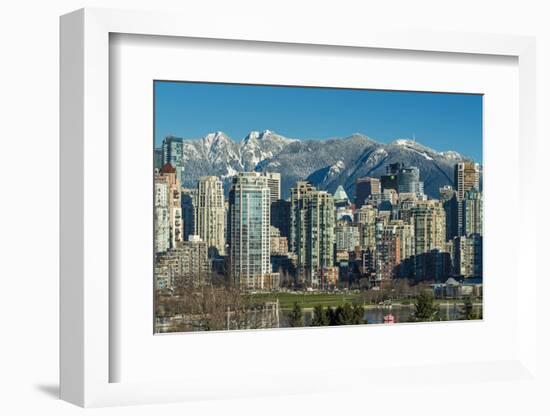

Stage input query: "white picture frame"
[{"left": 60, "top": 7, "right": 538, "bottom": 408}]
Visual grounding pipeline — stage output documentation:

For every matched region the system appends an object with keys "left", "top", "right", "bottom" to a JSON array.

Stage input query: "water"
[
  {"left": 156, "top": 303, "right": 482, "bottom": 333},
  {"left": 295, "top": 303, "right": 482, "bottom": 326}
]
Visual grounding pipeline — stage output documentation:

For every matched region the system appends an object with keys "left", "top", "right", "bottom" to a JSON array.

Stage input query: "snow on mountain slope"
[{"left": 171, "top": 131, "right": 474, "bottom": 199}]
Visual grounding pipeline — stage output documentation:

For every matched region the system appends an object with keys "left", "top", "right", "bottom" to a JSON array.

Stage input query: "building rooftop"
[
  {"left": 160, "top": 163, "right": 176, "bottom": 174},
  {"left": 333, "top": 185, "right": 349, "bottom": 202}
]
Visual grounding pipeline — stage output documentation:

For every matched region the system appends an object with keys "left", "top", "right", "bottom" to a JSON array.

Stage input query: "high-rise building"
[
  {"left": 374, "top": 220, "right": 415, "bottom": 281},
  {"left": 354, "top": 204, "right": 377, "bottom": 250},
  {"left": 270, "top": 199, "right": 291, "bottom": 239},
  {"left": 355, "top": 177, "right": 381, "bottom": 208},
  {"left": 454, "top": 162, "right": 480, "bottom": 236},
  {"left": 381, "top": 162, "right": 403, "bottom": 191},
  {"left": 181, "top": 188, "right": 197, "bottom": 241},
  {"left": 440, "top": 186, "right": 459, "bottom": 241},
  {"left": 397, "top": 192, "right": 418, "bottom": 224},
  {"left": 390, "top": 220, "right": 415, "bottom": 263},
  {"left": 454, "top": 162, "right": 480, "bottom": 200},
  {"left": 229, "top": 172, "right": 272, "bottom": 290},
  {"left": 397, "top": 166, "right": 424, "bottom": 195},
  {"left": 462, "top": 189, "right": 483, "bottom": 236},
  {"left": 452, "top": 233, "right": 482, "bottom": 278},
  {"left": 162, "top": 136, "right": 184, "bottom": 184},
  {"left": 196, "top": 176, "right": 226, "bottom": 256},
  {"left": 411, "top": 200, "right": 446, "bottom": 255},
  {"left": 335, "top": 218, "right": 360, "bottom": 252},
  {"left": 154, "top": 181, "right": 170, "bottom": 254},
  {"left": 155, "top": 164, "right": 183, "bottom": 250},
  {"left": 375, "top": 225, "right": 402, "bottom": 281},
  {"left": 372, "top": 188, "right": 399, "bottom": 208},
  {"left": 262, "top": 172, "right": 281, "bottom": 204},
  {"left": 154, "top": 148, "right": 163, "bottom": 170},
  {"left": 414, "top": 249, "right": 452, "bottom": 282},
  {"left": 290, "top": 181, "right": 335, "bottom": 287}
]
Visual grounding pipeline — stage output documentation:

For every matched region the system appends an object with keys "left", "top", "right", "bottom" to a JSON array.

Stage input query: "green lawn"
[
  {"left": 248, "top": 292, "right": 364, "bottom": 310},
  {"left": 248, "top": 291, "right": 480, "bottom": 310}
]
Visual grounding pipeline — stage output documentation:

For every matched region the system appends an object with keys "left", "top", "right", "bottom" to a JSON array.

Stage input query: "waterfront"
[
  {"left": 156, "top": 302, "right": 483, "bottom": 332},
  {"left": 290, "top": 303, "right": 482, "bottom": 326}
]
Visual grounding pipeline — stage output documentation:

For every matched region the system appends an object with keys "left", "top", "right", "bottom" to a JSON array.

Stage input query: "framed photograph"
[
  {"left": 60, "top": 8, "right": 538, "bottom": 407},
  {"left": 152, "top": 81, "right": 483, "bottom": 333}
]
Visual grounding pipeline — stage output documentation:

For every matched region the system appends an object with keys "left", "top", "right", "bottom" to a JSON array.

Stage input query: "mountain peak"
[
  {"left": 243, "top": 131, "right": 260, "bottom": 142},
  {"left": 204, "top": 131, "right": 229, "bottom": 141},
  {"left": 243, "top": 129, "right": 275, "bottom": 141}
]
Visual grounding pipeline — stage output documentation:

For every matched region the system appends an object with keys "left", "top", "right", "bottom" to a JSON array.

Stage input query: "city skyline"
[
  {"left": 154, "top": 82, "right": 483, "bottom": 333},
  {"left": 154, "top": 81, "right": 483, "bottom": 162}
]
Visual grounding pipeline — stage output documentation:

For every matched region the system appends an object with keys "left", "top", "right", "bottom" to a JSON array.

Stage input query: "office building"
[
  {"left": 355, "top": 177, "right": 381, "bottom": 208},
  {"left": 381, "top": 162, "right": 403, "bottom": 191},
  {"left": 397, "top": 166, "right": 424, "bottom": 195}
]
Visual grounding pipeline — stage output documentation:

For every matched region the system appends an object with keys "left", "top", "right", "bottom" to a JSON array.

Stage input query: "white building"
[
  {"left": 262, "top": 172, "right": 281, "bottom": 203},
  {"left": 196, "top": 176, "right": 226, "bottom": 256}
]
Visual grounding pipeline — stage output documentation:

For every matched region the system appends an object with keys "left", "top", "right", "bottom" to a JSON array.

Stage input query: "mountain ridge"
[{"left": 171, "top": 130, "right": 478, "bottom": 200}]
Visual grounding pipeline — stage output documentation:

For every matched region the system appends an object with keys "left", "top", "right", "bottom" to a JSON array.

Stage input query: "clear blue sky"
[{"left": 154, "top": 81, "right": 483, "bottom": 161}]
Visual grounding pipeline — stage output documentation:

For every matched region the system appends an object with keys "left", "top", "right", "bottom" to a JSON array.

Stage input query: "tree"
[
  {"left": 412, "top": 291, "right": 439, "bottom": 322},
  {"left": 352, "top": 304, "right": 366, "bottom": 324},
  {"left": 287, "top": 302, "right": 304, "bottom": 327},
  {"left": 460, "top": 296, "right": 477, "bottom": 320},
  {"left": 311, "top": 305, "right": 328, "bottom": 326},
  {"left": 333, "top": 304, "right": 355, "bottom": 325},
  {"left": 326, "top": 306, "right": 337, "bottom": 326}
]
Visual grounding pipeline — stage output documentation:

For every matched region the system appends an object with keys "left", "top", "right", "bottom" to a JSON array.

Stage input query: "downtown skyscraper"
[
  {"left": 355, "top": 177, "right": 381, "bottom": 208},
  {"left": 229, "top": 172, "right": 273, "bottom": 290}
]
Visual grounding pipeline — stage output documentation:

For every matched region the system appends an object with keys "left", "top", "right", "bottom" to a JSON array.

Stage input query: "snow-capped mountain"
[{"left": 172, "top": 130, "right": 477, "bottom": 199}]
